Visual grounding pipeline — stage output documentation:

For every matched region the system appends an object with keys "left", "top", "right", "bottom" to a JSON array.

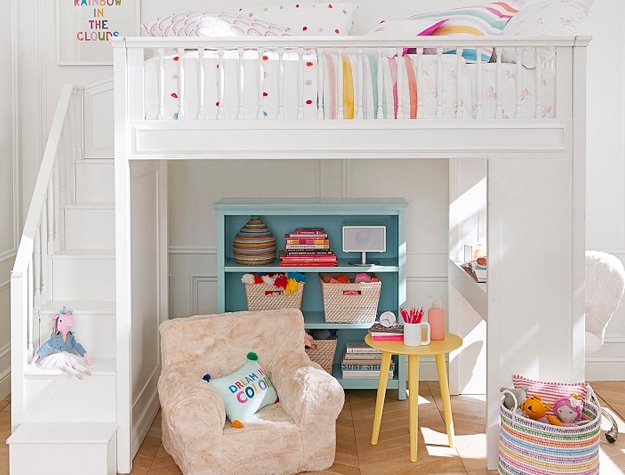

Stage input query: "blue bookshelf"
[{"left": 214, "top": 197, "right": 408, "bottom": 398}]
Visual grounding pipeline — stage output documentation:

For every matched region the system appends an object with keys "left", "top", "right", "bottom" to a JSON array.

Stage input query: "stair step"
[
  {"left": 8, "top": 422, "right": 116, "bottom": 475},
  {"left": 25, "top": 357, "right": 116, "bottom": 376},
  {"left": 51, "top": 251, "right": 115, "bottom": 301},
  {"left": 75, "top": 158, "right": 114, "bottom": 203},
  {"left": 64, "top": 203, "right": 115, "bottom": 250}
]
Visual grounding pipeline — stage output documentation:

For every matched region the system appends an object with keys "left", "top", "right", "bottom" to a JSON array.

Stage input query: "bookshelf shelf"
[{"left": 215, "top": 197, "right": 408, "bottom": 397}]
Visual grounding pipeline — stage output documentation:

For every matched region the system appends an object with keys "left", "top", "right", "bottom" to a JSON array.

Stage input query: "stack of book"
[
  {"left": 368, "top": 322, "right": 404, "bottom": 341},
  {"left": 461, "top": 256, "right": 487, "bottom": 283},
  {"left": 341, "top": 341, "right": 394, "bottom": 379},
  {"left": 279, "top": 227, "right": 338, "bottom": 267}
]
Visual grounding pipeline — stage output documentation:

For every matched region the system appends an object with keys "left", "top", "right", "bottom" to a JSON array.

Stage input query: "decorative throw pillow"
[
  {"left": 512, "top": 374, "right": 588, "bottom": 407},
  {"left": 364, "top": 19, "right": 448, "bottom": 57},
  {"left": 238, "top": 2, "right": 357, "bottom": 36},
  {"left": 203, "top": 352, "right": 279, "bottom": 427},
  {"left": 501, "top": 0, "right": 593, "bottom": 68},
  {"left": 142, "top": 11, "right": 291, "bottom": 37},
  {"left": 408, "top": 2, "right": 524, "bottom": 62}
]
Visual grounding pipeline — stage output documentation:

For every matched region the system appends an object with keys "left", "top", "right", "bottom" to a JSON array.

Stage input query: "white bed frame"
[{"left": 112, "top": 34, "right": 589, "bottom": 471}]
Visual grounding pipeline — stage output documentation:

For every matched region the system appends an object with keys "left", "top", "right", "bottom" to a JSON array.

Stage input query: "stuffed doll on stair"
[{"left": 32, "top": 305, "right": 93, "bottom": 379}]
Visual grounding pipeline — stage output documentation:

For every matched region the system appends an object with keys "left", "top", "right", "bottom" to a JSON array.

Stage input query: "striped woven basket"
[{"left": 498, "top": 387, "right": 601, "bottom": 475}]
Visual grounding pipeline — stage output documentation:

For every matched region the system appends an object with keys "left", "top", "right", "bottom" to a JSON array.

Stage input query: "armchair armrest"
[
  {"left": 270, "top": 353, "right": 345, "bottom": 425},
  {"left": 158, "top": 363, "right": 226, "bottom": 469}
]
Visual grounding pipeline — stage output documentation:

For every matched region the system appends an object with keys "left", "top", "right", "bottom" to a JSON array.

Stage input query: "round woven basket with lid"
[{"left": 232, "top": 216, "right": 276, "bottom": 265}]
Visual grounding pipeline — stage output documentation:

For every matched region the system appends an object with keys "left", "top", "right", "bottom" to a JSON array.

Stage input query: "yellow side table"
[{"left": 365, "top": 332, "right": 463, "bottom": 462}]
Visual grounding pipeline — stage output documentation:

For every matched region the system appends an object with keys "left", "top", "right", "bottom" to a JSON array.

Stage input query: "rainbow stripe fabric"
[{"left": 409, "top": 2, "right": 523, "bottom": 62}]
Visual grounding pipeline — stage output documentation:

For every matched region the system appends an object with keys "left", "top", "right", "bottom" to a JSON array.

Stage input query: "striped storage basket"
[{"left": 498, "top": 388, "right": 601, "bottom": 475}]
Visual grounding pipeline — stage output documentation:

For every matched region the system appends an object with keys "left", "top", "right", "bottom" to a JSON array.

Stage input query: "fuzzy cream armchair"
[{"left": 158, "top": 308, "right": 345, "bottom": 475}]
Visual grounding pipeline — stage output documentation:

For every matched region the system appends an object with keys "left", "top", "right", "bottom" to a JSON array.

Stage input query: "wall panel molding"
[{"left": 191, "top": 275, "right": 218, "bottom": 315}]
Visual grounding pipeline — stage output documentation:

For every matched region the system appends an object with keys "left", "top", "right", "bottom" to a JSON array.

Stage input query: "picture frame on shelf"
[{"left": 56, "top": 0, "right": 140, "bottom": 66}]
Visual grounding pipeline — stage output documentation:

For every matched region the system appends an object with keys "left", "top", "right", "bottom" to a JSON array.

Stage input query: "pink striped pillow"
[{"left": 512, "top": 374, "right": 588, "bottom": 407}]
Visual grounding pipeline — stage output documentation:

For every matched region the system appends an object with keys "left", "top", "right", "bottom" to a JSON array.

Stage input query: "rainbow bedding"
[{"left": 143, "top": 49, "right": 555, "bottom": 121}]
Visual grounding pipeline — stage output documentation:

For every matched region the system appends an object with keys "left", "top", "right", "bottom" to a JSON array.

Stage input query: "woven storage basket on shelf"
[
  {"left": 498, "top": 388, "right": 601, "bottom": 475},
  {"left": 320, "top": 275, "right": 381, "bottom": 323},
  {"left": 305, "top": 339, "right": 337, "bottom": 373},
  {"left": 244, "top": 282, "right": 305, "bottom": 311}
]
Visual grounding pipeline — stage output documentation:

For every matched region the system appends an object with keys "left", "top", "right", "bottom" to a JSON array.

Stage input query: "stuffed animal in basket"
[
  {"left": 519, "top": 394, "right": 562, "bottom": 425},
  {"left": 550, "top": 393, "right": 584, "bottom": 426},
  {"left": 32, "top": 306, "right": 92, "bottom": 379}
]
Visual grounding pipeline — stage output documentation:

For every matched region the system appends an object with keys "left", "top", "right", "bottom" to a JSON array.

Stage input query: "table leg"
[
  {"left": 408, "top": 354, "right": 420, "bottom": 462},
  {"left": 435, "top": 353, "right": 455, "bottom": 448},
  {"left": 370, "top": 351, "right": 392, "bottom": 445}
]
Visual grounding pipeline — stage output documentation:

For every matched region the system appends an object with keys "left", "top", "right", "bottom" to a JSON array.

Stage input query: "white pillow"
[
  {"left": 364, "top": 19, "right": 448, "bottom": 57},
  {"left": 238, "top": 2, "right": 357, "bottom": 36},
  {"left": 142, "top": 11, "right": 291, "bottom": 37},
  {"left": 501, "top": 0, "right": 593, "bottom": 68},
  {"left": 365, "top": 18, "right": 448, "bottom": 38}
]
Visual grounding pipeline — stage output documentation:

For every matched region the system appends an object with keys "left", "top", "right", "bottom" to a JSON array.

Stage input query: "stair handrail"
[{"left": 10, "top": 84, "right": 83, "bottom": 426}]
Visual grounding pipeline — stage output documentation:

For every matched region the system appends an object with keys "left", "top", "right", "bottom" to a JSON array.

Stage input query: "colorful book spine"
[
  {"left": 341, "top": 363, "right": 395, "bottom": 371},
  {"left": 280, "top": 250, "right": 335, "bottom": 255},
  {"left": 370, "top": 334, "right": 404, "bottom": 341},
  {"left": 342, "top": 354, "right": 383, "bottom": 362},
  {"left": 284, "top": 236, "right": 329, "bottom": 245},
  {"left": 291, "top": 228, "right": 325, "bottom": 235},
  {"left": 279, "top": 262, "right": 337, "bottom": 267},
  {"left": 341, "top": 370, "right": 393, "bottom": 379},
  {"left": 345, "top": 342, "right": 382, "bottom": 354},
  {"left": 280, "top": 257, "right": 337, "bottom": 263},
  {"left": 285, "top": 243, "right": 330, "bottom": 250}
]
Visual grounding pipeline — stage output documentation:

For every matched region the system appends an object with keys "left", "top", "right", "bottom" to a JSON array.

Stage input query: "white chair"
[
  {"left": 585, "top": 251, "right": 625, "bottom": 443},
  {"left": 585, "top": 251, "right": 625, "bottom": 355}
]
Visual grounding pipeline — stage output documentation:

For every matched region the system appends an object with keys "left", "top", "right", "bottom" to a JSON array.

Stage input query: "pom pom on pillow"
[
  {"left": 204, "top": 352, "right": 278, "bottom": 427},
  {"left": 238, "top": 3, "right": 357, "bottom": 36}
]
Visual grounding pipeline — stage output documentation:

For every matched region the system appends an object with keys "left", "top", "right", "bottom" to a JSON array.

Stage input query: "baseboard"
[
  {"left": 585, "top": 358, "right": 625, "bottom": 381},
  {"left": 130, "top": 380, "right": 160, "bottom": 461}
]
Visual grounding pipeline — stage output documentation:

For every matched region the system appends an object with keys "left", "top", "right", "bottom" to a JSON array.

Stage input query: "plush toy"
[
  {"left": 32, "top": 306, "right": 92, "bottom": 379},
  {"left": 550, "top": 393, "right": 583, "bottom": 426},
  {"left": 519, "top": 394, "right": 560, "bottom": 424},
  {"left": 500, "top": 386, "right": 528, "bottom": 410}
]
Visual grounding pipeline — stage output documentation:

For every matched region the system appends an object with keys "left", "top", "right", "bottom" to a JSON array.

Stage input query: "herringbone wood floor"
[{"left": 1, "top": 381, "right": 624, "bottom": 474}]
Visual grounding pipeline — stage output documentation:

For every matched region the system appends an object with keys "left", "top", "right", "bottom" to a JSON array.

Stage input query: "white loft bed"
[{"left": 112, "top": 32, "right": 588, "bottom": 471}]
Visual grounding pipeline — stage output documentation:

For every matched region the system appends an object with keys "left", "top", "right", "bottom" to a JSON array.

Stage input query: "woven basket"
[
  {"left": 498, "top": 387, "right": 601, "bottom": 475},
  {"left": 244, "top": 282, "right": 305, "bottom": 311},
  {"left": 320, "top": 275, "right": 381, "bottom": 323},
  {"left": 305, "top": 339, "right": 337, "bottom": 373}
]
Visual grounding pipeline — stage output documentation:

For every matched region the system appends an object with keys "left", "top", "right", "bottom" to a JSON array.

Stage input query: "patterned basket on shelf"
[
  {"left": 498, "top": 387, "right": 601, "bottom": 475},
  {"left": 320, "top": 275, "right": 381, "bottom": 323},
  {"left": 305, "top": 339, "right": 337, "bottom": 374},
  {"left": 244, "top": 282, "right": 305, "bottom": 311}
]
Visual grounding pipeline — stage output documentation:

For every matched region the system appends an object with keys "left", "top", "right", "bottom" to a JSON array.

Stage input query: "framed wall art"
[{"left": 57, "top": 0, "right": 140, "bottom": 65}]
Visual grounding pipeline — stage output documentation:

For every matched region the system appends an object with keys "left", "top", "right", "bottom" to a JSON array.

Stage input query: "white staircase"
[{"left": 9, "top": 85, "right": 119, "bottom": 475}]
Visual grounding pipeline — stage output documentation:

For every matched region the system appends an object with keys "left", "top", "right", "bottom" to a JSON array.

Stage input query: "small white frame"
[{"left": 57, "top": 0, "right": 139, "bottom": 66}]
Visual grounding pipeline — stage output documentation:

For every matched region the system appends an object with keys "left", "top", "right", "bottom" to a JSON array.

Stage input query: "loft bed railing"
[
  {"left": 113, "top": 36, "right": 590, "bottom": 123},
  {"left": 10, "top": 85, "right": 83, "bottom": 425}
]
